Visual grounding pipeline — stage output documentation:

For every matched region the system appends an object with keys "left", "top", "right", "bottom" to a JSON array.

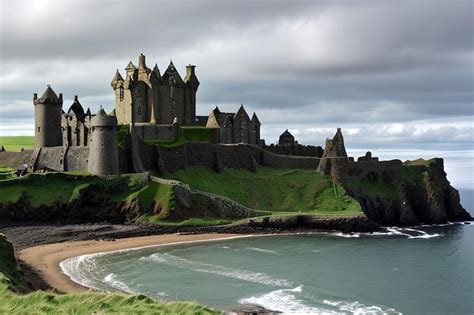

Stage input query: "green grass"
[
  {"left": 0, "top": 136, "right": 34, "bottom": 152},
  {"left": 0, "top": 166, "right": 16, "bottom": 180},
  {"left": 163, "top": 167, "right": 362, "bottom": 215},
  {"left": 0, "top": 234, "right": 219, "bottom": 314},
  {"left": 145, "top": 126, "right": 213, "bottom": 148},
  {"left": 0, "top": 173, "right": 174, "bottom": 214},
  {"left": 346, "top": 176, "right": 399, "bottom": 199},
  {"left": 0, "top": 173, "right": 108, "bottom": 207}
]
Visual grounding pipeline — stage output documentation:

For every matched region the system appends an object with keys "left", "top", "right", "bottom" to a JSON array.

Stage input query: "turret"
[
  {"left": 250, "top": 113, "right": 261, "bottom": 145},
  {"left": 111, "top": 70, "right": 124, "bottom": 89},
  {"left": 87, "top": 107, "right": 119, "bottom": 175},
  {"left": 33, "top": 86, "right": 63, "bottom": 148}
]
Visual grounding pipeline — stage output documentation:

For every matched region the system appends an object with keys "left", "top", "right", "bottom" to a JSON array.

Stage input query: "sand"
[{"left": 18, "top": 233, "right": 244, "bottom": 294}]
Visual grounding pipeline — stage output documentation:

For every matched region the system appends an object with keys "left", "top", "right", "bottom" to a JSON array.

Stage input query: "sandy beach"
[{"left": 18, "top": 233, "right": 244, "bottom": 294}]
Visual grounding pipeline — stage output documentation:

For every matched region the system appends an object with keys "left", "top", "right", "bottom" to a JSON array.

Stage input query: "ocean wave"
[
  {"left": 60, "top": 254, "right": 108, "bottom": 291},
  {"left": 141, "top": 252, "right": 292, "bottom": 287},
  {"left": 333, "top": 232, "right": 361, "bottom": 238},
  {"left": 240, "top": 285, "right": 329, "bottom": 314},
  {"left": 322, "top": 299, "right": 401, "bottom": 315},
  {"left": 245, "top": 247, "right": 278, "bottom": 254},
  {"left": 240, "top": 285, "right": 401, "bottom": 315},
  {"left": 103, "top": 273, "right": 134, "bottom": 293}
]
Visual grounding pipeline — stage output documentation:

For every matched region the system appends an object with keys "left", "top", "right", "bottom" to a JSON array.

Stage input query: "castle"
[
  {"left": 111, "top": 54, "right": 261, "bottom": 144},
  {"left": 111, "top": 54, "right": 199, "bottom": 126},
  {"left": 33, "top": 86, "right": 119, "bottom": 176}
]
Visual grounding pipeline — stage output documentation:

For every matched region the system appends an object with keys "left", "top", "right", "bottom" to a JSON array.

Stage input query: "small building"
[
  {"left": 278, "top": 129, "right": 295, "bottom": 145},
  {"left": 61, "top": 96, "right": 92, "bottom": 147},
  {"left": 206, "top": 105, "right": 261, "bottom": 145}
]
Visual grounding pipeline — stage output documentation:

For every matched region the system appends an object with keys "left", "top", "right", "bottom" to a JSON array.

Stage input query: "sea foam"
[{"left": 141, "top": 252, "right": 292, "bottom": 287}]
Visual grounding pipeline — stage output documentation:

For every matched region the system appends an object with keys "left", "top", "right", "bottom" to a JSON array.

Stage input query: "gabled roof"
[
  {"left": 234, "top": 104, "right": 250, "bottom": 121},
  {"left": 280, "top": 129, "right": 294, "bottom": 138},
  {"left": 251, "top": 112, "right": 261, "bottom": 125},
  {"left": 67, "top": 95, "right": 84, "bottom": 115},
  {"left": 125, "top": 61, "right": 136, "bottom": 71},
  {"left": 161, "top": 61, "right": 184, "bottom": 86},
  {"left": 212, "top": 106, "right": 221, "bottom": 116},
  {"left": 85, "top": 108, "right": 91, "bottom": 116},
  {"left": 148, "top": 63, "right": 162, "bottom": 84}
]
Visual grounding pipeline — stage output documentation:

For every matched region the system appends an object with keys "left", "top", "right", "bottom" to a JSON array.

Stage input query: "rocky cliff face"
[{"left": 345, "top": 158, "right": 472, "bottom": 226}]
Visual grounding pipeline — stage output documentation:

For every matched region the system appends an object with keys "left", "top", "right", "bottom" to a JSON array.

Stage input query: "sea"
[{"left": 61, "top": 190, "right": 474, "bottom": 314}]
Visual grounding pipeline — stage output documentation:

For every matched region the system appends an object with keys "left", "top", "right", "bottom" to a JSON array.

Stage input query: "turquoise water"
[{"left": 62, "top": 190, "right": 473, "bottom": 314}]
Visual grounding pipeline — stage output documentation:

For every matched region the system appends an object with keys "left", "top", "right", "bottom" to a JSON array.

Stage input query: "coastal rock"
[{"left": 346, "top": 158, "right": 472, "bottom": 226}]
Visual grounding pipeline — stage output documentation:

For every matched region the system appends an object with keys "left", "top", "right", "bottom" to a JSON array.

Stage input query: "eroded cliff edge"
[{"left": 344, "top": 158, "right": 471, "bottom": 226}]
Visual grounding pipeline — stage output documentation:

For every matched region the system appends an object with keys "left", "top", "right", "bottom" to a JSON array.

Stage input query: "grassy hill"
[
  {"left": 0, "top": 136, "right": 34, "bottom": 152},
  {"left": 0, "top": 234, "right": 218, "bottom": 314},
  {"left": 163, "top": 167, "right": 362, "bottom": 215}
]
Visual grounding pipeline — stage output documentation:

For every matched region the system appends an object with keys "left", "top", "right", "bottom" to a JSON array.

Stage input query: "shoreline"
[
  {"left": 12, "top": 220, "right": 473, "bottom": 293},
  {"left": 18, "top": 233, "right": 255, "bottom": 294}
]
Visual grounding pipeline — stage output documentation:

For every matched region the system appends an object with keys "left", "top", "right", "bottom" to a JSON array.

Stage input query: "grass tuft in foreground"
[{"left": 0, "top": 234, "right": 219, "bottom": 314}]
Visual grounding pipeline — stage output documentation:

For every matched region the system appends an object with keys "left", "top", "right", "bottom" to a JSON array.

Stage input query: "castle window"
[
  {"left": 137, "top": 106, "right": 142, "bottom": 115},
  {"left": 37, "top": 127, "right": 40, "bottom": 133},
  {"left": 119, "top": 87, "right": 124, "bottom": 101}
]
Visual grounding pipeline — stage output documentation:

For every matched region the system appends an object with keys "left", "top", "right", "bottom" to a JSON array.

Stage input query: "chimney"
[
  {"left": 186, "top": 64, "right": 196, "bottom": 77},
  {"left": 33, "top": 93, "right": 38, "bottom": 101},
  {"left": 59, "top": 93, "right": 63, "bottom": 101},
  {"left": 138, "top": 53, "right": 146, "bottom": 69}
]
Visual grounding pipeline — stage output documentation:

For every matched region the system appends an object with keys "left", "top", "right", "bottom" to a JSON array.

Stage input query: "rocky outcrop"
[
  {"left": 241, "top": 214, "right": 381, "bottom": 233},
  {"left": 345, "top": 158, "right": 472, "bottom": 225}
]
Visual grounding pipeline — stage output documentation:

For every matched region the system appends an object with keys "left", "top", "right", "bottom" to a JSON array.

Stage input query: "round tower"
[
  {"left": 33, "top": 86, "right": 63, "bottom": 148},
  {"left": 87, "top": 107, "right": 119, "bottom": 175}
]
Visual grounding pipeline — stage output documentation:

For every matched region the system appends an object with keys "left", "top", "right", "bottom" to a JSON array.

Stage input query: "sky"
[{"left": 0, "top": 0, "right": 473, "bottom": 189}]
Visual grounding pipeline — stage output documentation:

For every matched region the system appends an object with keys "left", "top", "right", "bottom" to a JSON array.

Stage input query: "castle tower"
[
  {"left": 33, "top": 86, "right": 63, "bottom": 148},
  {"left": 87, "top": 107, "right": 119, "bottom": 175},
  {"left": 317, "top": 128, "right": 349, "bottom": 183},
  {"left": 184, "top": 64, "right": 199, "bottom": 124}
]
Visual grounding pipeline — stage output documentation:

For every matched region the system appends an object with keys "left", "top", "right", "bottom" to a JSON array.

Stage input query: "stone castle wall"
[
  {"left": 133, "top": 124, "right": 178, "bottom": 141},
  {"left": 264, "top": 144, "right": 323, "bottom": 157},
  {"left": 140, "top": 141, "right": 321, "bottom": 173},
  {"left": 65, "top": 146, "right": 89, "bottom": 171}
]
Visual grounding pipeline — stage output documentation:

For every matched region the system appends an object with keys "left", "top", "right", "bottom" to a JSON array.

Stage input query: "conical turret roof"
[
  {"left": 91, "top": 107, "right": 117, "bottom": 127},
  {"left": 34, "top": 86, "right": 62, "bottom": 105},
  {"left": 111, "top": 69, "right": 124, "bottom": 88}
]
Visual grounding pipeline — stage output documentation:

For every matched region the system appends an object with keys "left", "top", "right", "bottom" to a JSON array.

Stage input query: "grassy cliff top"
[{"left": 163, "top": 167, "right": 362, "bottom": 215}]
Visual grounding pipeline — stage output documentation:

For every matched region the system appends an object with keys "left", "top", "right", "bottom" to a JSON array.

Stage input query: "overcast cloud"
[{"left": 0, "top": 0, "right": 473, "bottom": 188}]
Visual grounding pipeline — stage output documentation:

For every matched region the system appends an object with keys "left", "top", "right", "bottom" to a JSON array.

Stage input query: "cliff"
[{"left": 345, "top": 158, "right": 472, "bottom": 225}]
